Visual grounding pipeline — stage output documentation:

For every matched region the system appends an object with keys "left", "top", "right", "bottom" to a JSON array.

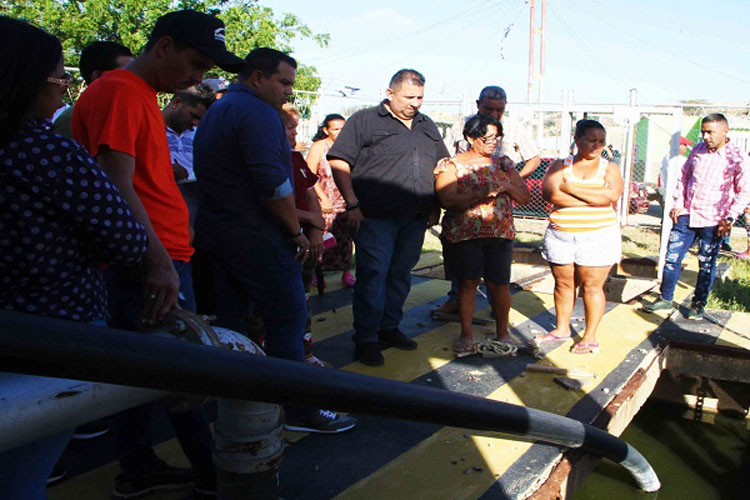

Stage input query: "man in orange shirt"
[{"left": 73, "top": 10, "right": 244, "bottom": 498}]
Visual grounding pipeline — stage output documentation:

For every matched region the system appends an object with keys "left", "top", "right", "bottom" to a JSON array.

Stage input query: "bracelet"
[
  {"left": 345, "top": 200, "right": 360, "bottom": 211},
  {"left": 322, "top": 208, "right": 335, "bottom": 214}
]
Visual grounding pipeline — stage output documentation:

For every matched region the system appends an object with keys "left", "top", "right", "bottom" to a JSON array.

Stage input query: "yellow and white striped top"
[{"left": 548, "top": 156, "right": 617, "bottom": 232}]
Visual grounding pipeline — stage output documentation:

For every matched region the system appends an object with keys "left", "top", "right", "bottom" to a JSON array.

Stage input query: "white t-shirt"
[{"left": 166, "top": 127, "right": 196, "bottom": 181}]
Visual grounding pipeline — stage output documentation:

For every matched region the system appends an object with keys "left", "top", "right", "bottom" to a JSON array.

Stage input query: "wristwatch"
[{"left": 345, "top": 200, "right": 360, "bottom": 211}]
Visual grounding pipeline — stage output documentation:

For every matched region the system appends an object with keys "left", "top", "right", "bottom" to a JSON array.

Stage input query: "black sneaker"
[
  {"left": 284, "top": 409, "right": 357, "bottom": 434},
  {"left": 378, "top": 328, "right": 417, "bottom": 350},
  {"left": 47, "top": 463, "right": 66, "bottom": 485},
  {"left": 355, "top": 341, "right": 384, "bottom": 366},
  {"left": 113, "top": 459, "right": 194, "bottom": 498},
  {"left": 193, "top": 478, "right": 217, "bottom": 499},
  {"left": 72, "top": 421, "right": 109, "bottom": 440},
  {"left": 643, "top": 298, "right": 674, "bottom": 313},
  {"left": 686, "top": 303, "right": 705, "bottom": 321}
]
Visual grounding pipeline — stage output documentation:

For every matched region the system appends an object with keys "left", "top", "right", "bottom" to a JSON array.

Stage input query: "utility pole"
[{"left": 527, "top": 0, "right": 546, "bottom": 102}]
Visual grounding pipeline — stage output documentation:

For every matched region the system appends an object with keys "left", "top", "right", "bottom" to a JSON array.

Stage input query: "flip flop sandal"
[
  {"left": 533, "top": 332, "right": 572, "bottom": 344},
  {"left": 453, "top": 339, "right": 478, "bottom": 358},
  {"left": 570, "top": 342, "right": 600, "bottom": 355}
]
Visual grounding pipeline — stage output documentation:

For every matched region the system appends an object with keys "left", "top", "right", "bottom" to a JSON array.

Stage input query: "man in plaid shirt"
[{"left": 645, "top": 114, "right": 750, "bottom": 320}]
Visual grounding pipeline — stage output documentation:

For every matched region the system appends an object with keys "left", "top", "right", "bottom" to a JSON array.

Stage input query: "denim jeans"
[
  {"left": 209, "top": 236, "right": 307, "bottom": 362},
  {"left": 0, "top": 428, "right": 73, "bottom": 500},
  {"left": 352, "top": 216, "right": 428, "bottom": 344},
  {"left": 104, "top": 260, "right": 197, "bottom": 331},
  {"left": 660, "top": 215, "right": 721, "bottom": 306},
  {"left": 106, "top": 260, "right": 215, "bottom": 483},
  {"left": 0, "top": 320, "right": 106, "bottom": 499}
]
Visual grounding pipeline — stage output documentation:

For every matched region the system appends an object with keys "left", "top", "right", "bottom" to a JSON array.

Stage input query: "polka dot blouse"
[{"left": 0, "top": 119, "right": 149, "bottom": 322}]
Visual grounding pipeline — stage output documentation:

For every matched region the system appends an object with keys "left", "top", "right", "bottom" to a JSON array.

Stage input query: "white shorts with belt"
[{"left": 541, "top": 224, "right": 621, "bottom": 267}]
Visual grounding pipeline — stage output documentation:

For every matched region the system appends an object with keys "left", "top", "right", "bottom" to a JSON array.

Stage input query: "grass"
[
  {"left": 423, "top": 217, "right": 666, "bottom": 258},
  {"left": 707, "top": 257, "right": 750, "bottom": 312}
]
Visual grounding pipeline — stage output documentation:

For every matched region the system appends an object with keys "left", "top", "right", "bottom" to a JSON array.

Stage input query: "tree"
[{"left": 1, "top": 0, "right": 329, "bottom": 95}]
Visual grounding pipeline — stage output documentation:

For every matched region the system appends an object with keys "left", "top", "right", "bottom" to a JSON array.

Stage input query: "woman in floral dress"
[
  {"left": 306, "top": 114, "right": 355, "bottom": 287},
  {"left": 434, "top": 115, "right": 530, "bottom": 354}
]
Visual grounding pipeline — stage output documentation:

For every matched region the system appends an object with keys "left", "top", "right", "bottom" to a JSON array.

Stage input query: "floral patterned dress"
[
  {"left": 314, "top": 141, "right": 353, "bottom": 271},
  {"left": 434, "top": 155, "right": 516, "bottom": 244}
]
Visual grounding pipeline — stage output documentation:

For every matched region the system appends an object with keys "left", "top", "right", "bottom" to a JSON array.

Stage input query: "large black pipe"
[{"left": 0, "top": 310, "right": 660, "bottom": 491}]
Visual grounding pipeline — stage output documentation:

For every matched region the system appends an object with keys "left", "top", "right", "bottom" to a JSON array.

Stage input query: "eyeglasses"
[
  {"left": 46, "top": 73, "right": 72, "bottom": 91},
  {"left": 478, "top": 135, "right": 500, "bottom": 144}
]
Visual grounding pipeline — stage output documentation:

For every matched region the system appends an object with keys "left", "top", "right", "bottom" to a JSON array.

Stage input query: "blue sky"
[{"left": 266, "top": 0, "right": 750, "bottom": 105}]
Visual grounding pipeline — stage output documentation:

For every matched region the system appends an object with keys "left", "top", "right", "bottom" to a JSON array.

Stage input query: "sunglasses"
[{"left": 46, "top": 72, "right": 72, "bottom": 91}]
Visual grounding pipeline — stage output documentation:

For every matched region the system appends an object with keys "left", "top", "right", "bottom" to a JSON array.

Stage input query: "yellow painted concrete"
[
  {"left": 717, "top": 310, "right": 750, "bottom": 349},
  {"left": 414, "top": 251, "right": 444, "bottom": 270},
  {"left": 341, "top": 291, "right": 556, "bottom": 381},
  {"left": 55, "top": 257, "right": 741, "bottom": 500},
  {"left": 49, "top": 438, "right": 192, "bottom": 500},
  {"left": 311, "top": 279, "right": 450, "bottom": 342},
  {"left": 334, "top": 301, "right": 661, "bottom": 500}
]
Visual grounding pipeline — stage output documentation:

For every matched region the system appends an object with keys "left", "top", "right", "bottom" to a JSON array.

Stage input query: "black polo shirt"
[{"left": 327, "top": 100, "right": 450, "bottom": 219}]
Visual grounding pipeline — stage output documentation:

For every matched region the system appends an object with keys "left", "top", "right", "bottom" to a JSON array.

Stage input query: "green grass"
[{"left": 707, "top": 257, "right": 750, "bottom": 312}]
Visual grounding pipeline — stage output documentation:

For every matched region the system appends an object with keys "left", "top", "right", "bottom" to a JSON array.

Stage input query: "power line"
[
  {"left": 303, "top": 0, "right": 503, "bottom": 66},
  {"left": 565, "top": 0, "right": 750, "bottom": 87},
  {"left": 366, "top": 1, "right": 516, "bottom": 76},
  {"left": 547, "top": 1, "right": 631, "bottom": 92}
]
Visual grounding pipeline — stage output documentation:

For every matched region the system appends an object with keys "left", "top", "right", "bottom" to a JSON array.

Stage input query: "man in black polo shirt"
[{"left": 328, "top": 68, "right": 450, "bottom": 366}]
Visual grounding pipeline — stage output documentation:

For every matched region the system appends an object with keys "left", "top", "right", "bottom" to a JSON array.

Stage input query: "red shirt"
[
  {"left": 291, "top": 150, "right": 318, "bottom": 210},
  {"left": 73, "top": 70, "right": 193, "bottom": 261}
]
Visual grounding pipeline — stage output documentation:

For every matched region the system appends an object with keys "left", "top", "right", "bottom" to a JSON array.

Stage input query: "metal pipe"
[
  {"left": 0, "top": 373, "right": 166, "bottom": 451},
  {"left": 161, "top": 312, "right": 285, "bottom": 499},
  {"left": 527, "top": 0, "right": 535, "bottom": 102},
  {"left": 539, "top": 0, "right": 546, "bottom": 102},
  {"left": 0, "top": 311, "right": 660, "bottom": 492}
]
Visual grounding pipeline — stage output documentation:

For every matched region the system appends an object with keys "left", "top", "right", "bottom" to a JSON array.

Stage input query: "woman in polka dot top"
[{"left": 0, "top": 17, "right": 148, "bottom": 324}]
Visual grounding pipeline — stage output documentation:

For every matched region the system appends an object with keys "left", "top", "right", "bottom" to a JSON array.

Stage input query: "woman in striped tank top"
[{"left": 536, "top": 120, "right": 624, "bottom": 354}]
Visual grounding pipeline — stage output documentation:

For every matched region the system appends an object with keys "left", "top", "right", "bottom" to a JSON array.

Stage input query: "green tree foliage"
[{"left": 1, "top": 0, "right": 328, "bottom": 94}]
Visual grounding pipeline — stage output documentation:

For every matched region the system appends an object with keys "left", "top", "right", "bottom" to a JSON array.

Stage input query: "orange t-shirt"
[{"left": 73, "top": 70, "right": 193, "bottom": 261}]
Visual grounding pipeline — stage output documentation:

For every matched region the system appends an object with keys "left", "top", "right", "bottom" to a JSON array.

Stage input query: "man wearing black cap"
[
  {"left": 193, "top": 48, "right": 356, "bottom": 434},
  {"left": 73, "top": 10, "right": 244, "bottom": 498}
]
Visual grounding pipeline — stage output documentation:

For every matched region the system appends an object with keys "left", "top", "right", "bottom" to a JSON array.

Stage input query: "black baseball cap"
[{"left": 150, "top": 10, "right": 246, "bottom": 73}]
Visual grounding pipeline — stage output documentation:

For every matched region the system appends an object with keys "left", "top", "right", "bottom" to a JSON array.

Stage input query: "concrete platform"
[{"left": 47, "top": 255, "right": 750, "bottom": 500}]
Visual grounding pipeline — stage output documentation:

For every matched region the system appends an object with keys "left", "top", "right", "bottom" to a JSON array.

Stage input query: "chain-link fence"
[
  {"left": 297, "top": 92, "right": 750, "bottom": 232},
  {"left": 294, "top": 91, "right": 464, "bottom": 154}
]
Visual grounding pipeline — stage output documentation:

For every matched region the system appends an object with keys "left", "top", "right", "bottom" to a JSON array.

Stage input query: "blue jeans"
[
  {"left": 0, "top": 429, "right": 73, "bottom": 500},
  {"left": 660, "top": 215, "right": 721, "bottom": 306},
  {"left": 209, "top": 236, "right": 307, "bottom": 362},
  {"left": 0, "top": 320, "right": 105, "bottom": 499},
  {"left": 353, "top": 217, "right": 428, "bottom": 344},
  {"left": 106, "top": 260, "right": 215, "bottom": 483},
  {"left": 173, "top": 260, "right": 197, "bottom": 313},
  {"left": 104, "top": 260, "right": 196, "bottom": 330}
]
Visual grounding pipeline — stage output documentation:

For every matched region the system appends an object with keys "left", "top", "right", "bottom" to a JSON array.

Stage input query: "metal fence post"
[
  {"left": 619, "top": 89, "right": 638, "bottom": 225},
  {"left": 558, "top": 90, "right": 573, "bottom": 158}
]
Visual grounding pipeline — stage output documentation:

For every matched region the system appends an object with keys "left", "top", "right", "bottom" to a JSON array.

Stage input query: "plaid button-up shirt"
[{"left": 673, "top": 140, "right": 750, "bottom": 227}]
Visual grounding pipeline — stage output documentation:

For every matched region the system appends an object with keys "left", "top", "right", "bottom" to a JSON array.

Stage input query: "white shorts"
[{"left": 542, "top": 224, "right": 621, "bottom": 267}]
